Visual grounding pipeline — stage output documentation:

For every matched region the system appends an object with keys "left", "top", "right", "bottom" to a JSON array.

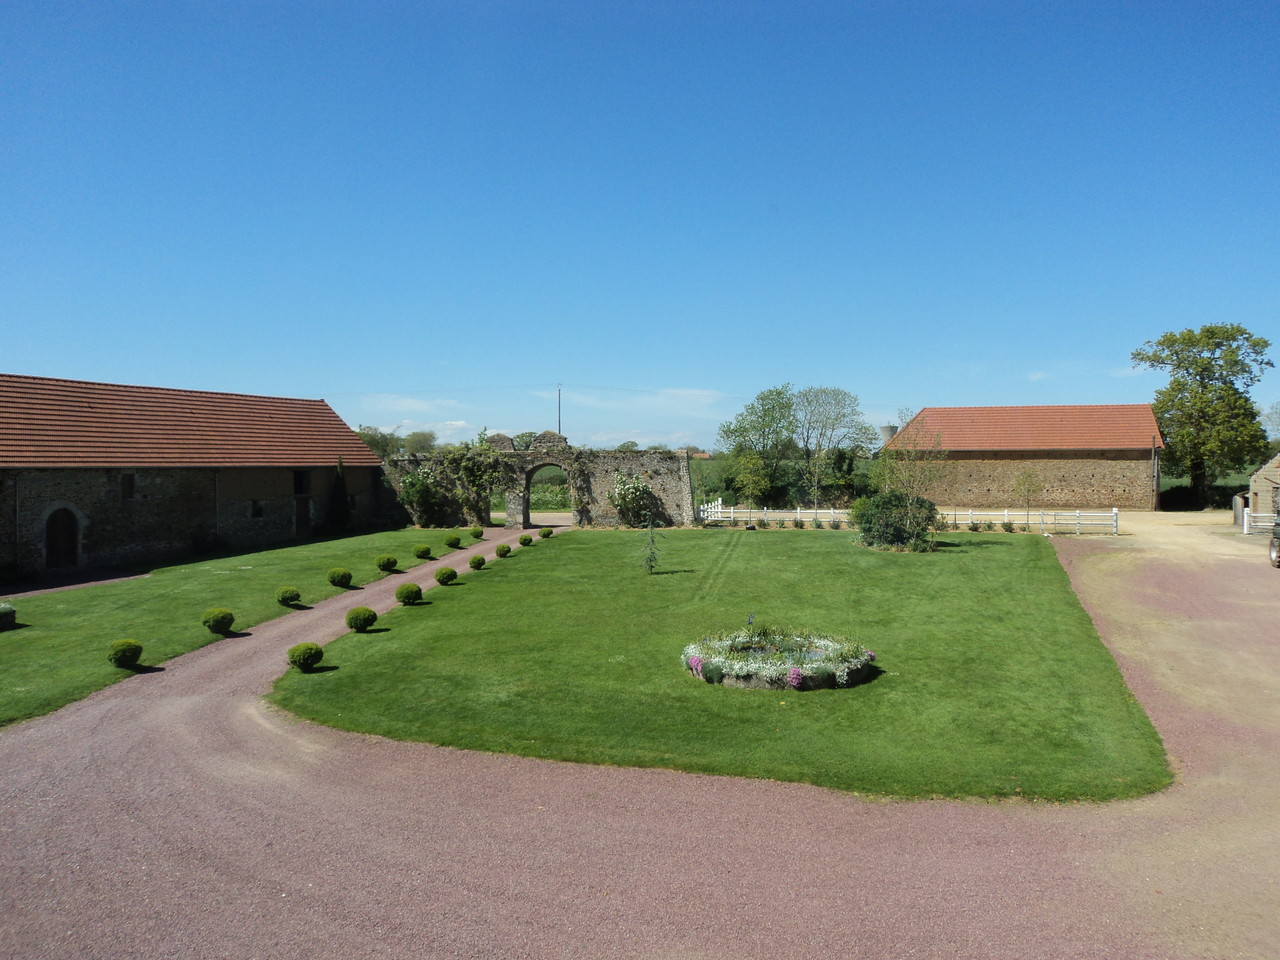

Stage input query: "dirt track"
[{"left": 2, "top": 515, "right": 1277, "bottom": 959}]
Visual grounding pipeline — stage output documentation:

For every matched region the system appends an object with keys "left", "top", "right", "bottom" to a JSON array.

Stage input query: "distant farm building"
[
  {"left": 0, "top": 374, "right": 401, "bottom": 577},
  {"left": 1248, "top": 452, "right": 1280, "bottom": 515},
  {"left": 883, "top": 404, "right": 1164, "bottom": 510}
]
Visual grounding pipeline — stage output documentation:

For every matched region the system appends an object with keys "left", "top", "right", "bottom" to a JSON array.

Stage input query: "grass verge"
[
  {"left": 0, "top": 528, "right": 471, "bottom": 726},
  {"left": 270, "top": 529, "right": 1171, "bottom": 800}
]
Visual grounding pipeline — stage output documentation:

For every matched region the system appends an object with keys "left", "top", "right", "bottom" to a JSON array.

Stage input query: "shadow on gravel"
[
  {"left": 218, "top": 631, "right": 253, "bottom": 639},
  {"left": 281, "top": 603, "right": 313, "bottom": 611},
  {"left": 128, "top": 665, "right": 166, "bottom": 674}
]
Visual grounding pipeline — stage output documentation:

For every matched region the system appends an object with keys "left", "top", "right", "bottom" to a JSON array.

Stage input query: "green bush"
[
  {"left": 395, "top": 582, "right": 423, "bottom": 605},
  {"left": 287, "top": 642, "right": 324, "bottom": 672},
  {"left": 444, "top": 534, "right": 462, "bottom": 549},
  {"left": 375, "top": 554, "right": 398, "bottom": 572},
  {"left": 793, "top": 519, "right": 806, "bottom": 530},
  {"left": 345, "top": 607, "right": 378, "bottom": 632},
  {"left": 539, "top": 527, "right": 553, "bottom": 539},
  {"left": 853, "top": 491, "right": 941, "bottom": 552},
  {"left": 469, "top": 526, "right": 484, "bottom": 540},
  {"left": 413, "top": 544, "right": 432, "bottom": 560},
  {"left": 1001, "top": 521, "right": 1015, "bottom": 533},
  {"left": 201, "top": 607, "right": 235, "bottom": 635},
  {"left": 0, "top": 602, "right": 15, "bottom": 630},
  {"left": 275, "top": 586, "right": 301, "bottom": 606},
  {"left": 434, "top": 567, "right": 457, "bottom": 586},
  {"left": 327, "top": 567, "right": 353, "bottom": 588},
  {"left": 968, "top": 522, "right": 982, "bottom": 533},
  {"left": 812, "top": 518, "right": 824, "bottom": 529},
  {"left": 830, "top": 519, "right": 842, "bottom": 530},
  {"left": 108, "top": 639, "right": 142, "bottom": 669},
  {"left": 469, "top": 555, "right": 486, "bottom": 571},
  {"left": 757, "top": 518, "right": 770, "bottom": 529},
  {"left": 518, "top": 534, "right": 533, "bottom": 546},
  {"left": 495, "top": 543, "right": 511, "bottom": 558}
]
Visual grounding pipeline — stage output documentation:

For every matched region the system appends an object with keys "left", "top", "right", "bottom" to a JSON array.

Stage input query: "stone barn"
[
  {"left": 0, "top": 374, "right": 399, "bottom": 577},
  {"left": 882, "top": 404, "right": 1164, "bottom": 510},
  {"left": 1248, "top": 451, "right": 1280, "bottom": 515}
]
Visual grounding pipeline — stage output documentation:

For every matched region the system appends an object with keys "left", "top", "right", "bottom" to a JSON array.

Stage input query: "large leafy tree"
[
  {"left": 717, "top": 385, "right": 799, "bottom": 506},
  {"left": 1131, "top": 324, "right": 1273, "bottom": 505},
  {"left": 793, "top": 386, "right": 878, "bottom": 507}
]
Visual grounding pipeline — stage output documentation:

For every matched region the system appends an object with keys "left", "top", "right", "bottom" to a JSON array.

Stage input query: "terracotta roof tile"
[
  {"left": 884, "top": 405, "right": 1164, "bottom": 452},
  {"left": 0, "top": 374, "right": 382, "bottom": 468}
]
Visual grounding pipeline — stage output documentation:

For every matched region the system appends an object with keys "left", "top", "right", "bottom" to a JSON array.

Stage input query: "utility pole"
[{"left": 557, "top": 384, "right": 562, "bottom": 435}]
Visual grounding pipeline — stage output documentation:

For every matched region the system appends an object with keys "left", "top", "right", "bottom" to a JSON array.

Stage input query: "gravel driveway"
[{"left": 2, "top": 515, "right": 1276, "bottom": 959}]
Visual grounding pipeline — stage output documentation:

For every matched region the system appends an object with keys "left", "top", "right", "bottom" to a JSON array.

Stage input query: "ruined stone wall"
[{"left": 920, "top": 451, "right": 1158, "bottom": 510}]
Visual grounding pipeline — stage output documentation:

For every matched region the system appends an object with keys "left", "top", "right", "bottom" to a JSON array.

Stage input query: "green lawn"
[
  {"left": 0, "top": 528, "right": 473, "bottom": 726},
  {"left": 270, "top": 529, "right": 1171, "bottom": 800}
]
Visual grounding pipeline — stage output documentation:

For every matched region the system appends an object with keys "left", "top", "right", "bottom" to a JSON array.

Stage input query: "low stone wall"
[{"left": 920, "top": 452, "right": 1158, "bottom": 510}]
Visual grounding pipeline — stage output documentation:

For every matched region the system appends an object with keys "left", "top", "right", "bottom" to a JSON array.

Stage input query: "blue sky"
[{"left": 3, "top": 1, "right": 1276, "bottom": 449}]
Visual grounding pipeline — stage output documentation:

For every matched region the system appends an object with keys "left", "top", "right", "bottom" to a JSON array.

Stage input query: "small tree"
[
  {"left": 1011, "top": 468, "right": 1045, "bottom": 522},
  {"left": 641, "top": 515, "right": 665, "bottom": 574}
]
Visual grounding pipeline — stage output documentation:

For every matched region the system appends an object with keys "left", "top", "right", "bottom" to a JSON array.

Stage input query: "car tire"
[{"left": 1271, "top": 538, "right": 1280, "bottom": 569}]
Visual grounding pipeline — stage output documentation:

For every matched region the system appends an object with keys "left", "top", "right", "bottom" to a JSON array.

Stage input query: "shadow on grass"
[
  {"left": 651, "top": 569, "right": 695, "bottom": 576},
  {"left": 1, "top": 622, "right": 34, "bottom": 631},
  {"left": 934, "top": 538, "right": 1014, "bottom": 552},
  {"left": 356, "top": 627, "right": 392, "bottom": 634},
  {"left": 303, "top": 664, "right": 340, "bottom": 673}
]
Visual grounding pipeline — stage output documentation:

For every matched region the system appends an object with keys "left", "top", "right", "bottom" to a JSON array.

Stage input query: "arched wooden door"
[{"left": 45, "top": 508, "right": 79, "bottom": 568}]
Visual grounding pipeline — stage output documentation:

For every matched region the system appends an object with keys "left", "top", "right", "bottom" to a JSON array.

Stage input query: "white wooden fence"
[
  {"left": 697, "top": 499, "right": 1121, "bottom": 534},
  {"left": 939, "top": 507, "right": 1120, "bottom": 535},
  {"left": 1241, "top": 509, "right": 1278, "bottom": 535}
]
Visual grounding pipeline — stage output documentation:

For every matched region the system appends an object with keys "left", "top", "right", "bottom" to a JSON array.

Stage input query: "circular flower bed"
[{"left": 682, "top": 624, "right": 876, "bottom": 691}]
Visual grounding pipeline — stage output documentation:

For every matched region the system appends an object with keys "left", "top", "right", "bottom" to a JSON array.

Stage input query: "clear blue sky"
[{"left": 3, "top": 1, "right": 1276, "bottom": 449}]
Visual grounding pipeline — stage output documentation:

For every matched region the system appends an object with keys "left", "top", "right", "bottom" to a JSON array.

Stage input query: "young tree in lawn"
[{"left": 1131, "top": 324, "right": 1273, "bottom": 506}]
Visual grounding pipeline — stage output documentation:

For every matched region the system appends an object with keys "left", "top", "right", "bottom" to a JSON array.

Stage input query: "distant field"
[{"left": 271, "top": 528, "right": 1171, "bottom": 800}]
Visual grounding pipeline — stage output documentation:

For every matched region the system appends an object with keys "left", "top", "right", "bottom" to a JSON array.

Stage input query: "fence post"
[
  {"left": 1243, "top": 508, "right": 1252, "bottom": 535},
  {"left": 1076, "top": 510, "right": 1082, "bottom": 534},
  {"left": 1112, "top": 507, "right": 1119, "bottom": 535}
]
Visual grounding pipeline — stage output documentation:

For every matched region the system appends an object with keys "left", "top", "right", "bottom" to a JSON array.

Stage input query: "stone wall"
[
  {"left": 0, "top": 464, "right": 403, "bottom": 576},
  {"left": 488, "top": 432, "right": 695, "bottom": 529},
  {"left": 917, "top": 451, "right": 1159, "bottom": 510}
]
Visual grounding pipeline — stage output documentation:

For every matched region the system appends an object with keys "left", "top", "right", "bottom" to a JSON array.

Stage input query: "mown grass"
[
  {"left": 270, "top": 529, "right": 1172, "bottom": 800},
  {"left": 0, "top": 528, "right": 473, "bottom": 726}
]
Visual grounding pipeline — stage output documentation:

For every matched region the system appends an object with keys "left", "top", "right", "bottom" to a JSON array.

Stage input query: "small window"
[
  {"left": 251, "top": 500, "right": 264, "bottom": 519},
  {"left": 293, "top": 470, "right": 310, "bottom": 495},
  {"left": 121, "top": 474, "right": 136, "bottom": 500}
]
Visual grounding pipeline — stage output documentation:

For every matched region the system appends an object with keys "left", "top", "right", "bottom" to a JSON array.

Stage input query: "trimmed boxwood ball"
[
  {"left": 495, "top": 543, "right": 511, "bottom": 558},
  {"left": 0, "top": 602, "right": 16, "bottom": 630},
  {"left": 395, "top": 582, "right": 423, "bottom": 605},
  {"left": 518, "top": 534, "right": 533, "bottom": 547},
  {"left": 444, "top": 534, "right": 462, "bottom": 550},
  {"left": 413, "top": 543, "right": 432, "bottom": 559},
  {"left": 469, "top": 526, "right": 484, "bottom": 540},
  {"left": 327, "top": 567, "right": 353, "bottom": 588},
  {"left": 287, "top": 642, "right": 324, "bottom": 672},
  {"left": 375, "top": 554, "right": 398, "bottom": 572},
  {"left": 201, "top": 607, "right": 235, "bottom": 635},
  {"left": 434, "top": 567, "right": 457, "bottom": 586},
  {"left": 469, "top": 555, "right": 486, "bottom": 571},
  {"left": 538, "top": 527, "right": 553, "bottom": 539},
  {"left": 108, "top": 639, "right": 143, "bottom": 669},
  {"left": 345, "top": 606, "right": 378, "bottom": 632},
  {"left": 275, "top": 586, "right": 301, "bottom": 606}
]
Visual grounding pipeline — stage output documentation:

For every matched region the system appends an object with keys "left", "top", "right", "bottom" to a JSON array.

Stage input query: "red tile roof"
[
  {"left": 884, "top": 405, "right": 1164, "bottom": 452},
  {"left": 0, "top": 374, "right": 382, "bottom": 468}
]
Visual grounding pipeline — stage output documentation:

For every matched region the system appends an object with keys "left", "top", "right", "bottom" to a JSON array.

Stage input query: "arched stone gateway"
[{"left": 487, "top": 431, "right": 695, "bottom": 529}]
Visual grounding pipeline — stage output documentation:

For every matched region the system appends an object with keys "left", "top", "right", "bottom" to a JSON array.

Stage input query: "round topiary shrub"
[
  {"left": 201, "top": 607, "right": 235, "bottom": 635},
  {"left": 434, "top": 567, "right": 457, "bottom": 586},
  {"left": 287, "top": 642, "right": 324, "bottom": 672},
  {"left": 395, "top": 582, "right": 423, "bottom": 605},
  {"left": 469, "top": 555, "right": 486, "bottom": 571},
  {"left": 345, "top": 606, "right": 378, "bottom": 632},
  {"left": 0, "top": 602, "right": 16, "bottom": 631},
  {"left": 413, "top": 543, "right": 432, "bottom": 560},
  {"left": 469, "top": 526, "right": 484, "bottom": 540},
  {"left": 108, "top": 639, "right": 143, "bottom": 669},
  {"left": 444, "top": 534, "right": 462, "bottom": 550},
  {"left": 275, "top": 586, "right": 302, "bottom": 606},
  {"left": 375, "top": 554, "right": 398, "bottom": 572},
  {"left": 518, "top": 534, "right": 533, "bottom": 547},
  {"left": 327, "top": 567, "right": 353, "bottom": 588},
  {"left": 538, "top": 527, "right": 553, "bottom": 539},
  {"left": 495, "top": 543, "right": 511, "bottom": 558}
]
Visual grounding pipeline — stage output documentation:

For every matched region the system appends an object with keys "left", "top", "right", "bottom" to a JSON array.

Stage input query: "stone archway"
[
  {"left": 45, "top": 507, "right": 80, "bottom": 569},
  {"left": 487, "top": 431, "right": 695, "bottom": 529}
]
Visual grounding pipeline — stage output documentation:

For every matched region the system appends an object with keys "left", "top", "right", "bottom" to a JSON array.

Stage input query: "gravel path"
[{"left": 2, "top": 516, "right": 1276, "bottom": 959}]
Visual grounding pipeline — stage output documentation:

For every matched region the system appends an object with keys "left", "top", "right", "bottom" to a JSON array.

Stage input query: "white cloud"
[
  {"left": 360, "top": 393, "right": 461, "bottom": 415},
  {"left": 1027, "top": 371, "right": 1050, "bottom": 382}
]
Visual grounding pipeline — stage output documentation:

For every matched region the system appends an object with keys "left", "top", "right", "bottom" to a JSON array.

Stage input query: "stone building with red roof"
[
  {"left": 882, "top": 404, "right": 1164, "bottom": 510},
  {"left": 0, "top": 374, "right": 401, "bottom": 576}
]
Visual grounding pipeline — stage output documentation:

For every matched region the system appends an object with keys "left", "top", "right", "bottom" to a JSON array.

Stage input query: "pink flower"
[
  {"left": 689, "top": 655, "right": 703, "bottom": 678},
  {"left": 787, "top": 667, "right": 803, "bottom": 689}
]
